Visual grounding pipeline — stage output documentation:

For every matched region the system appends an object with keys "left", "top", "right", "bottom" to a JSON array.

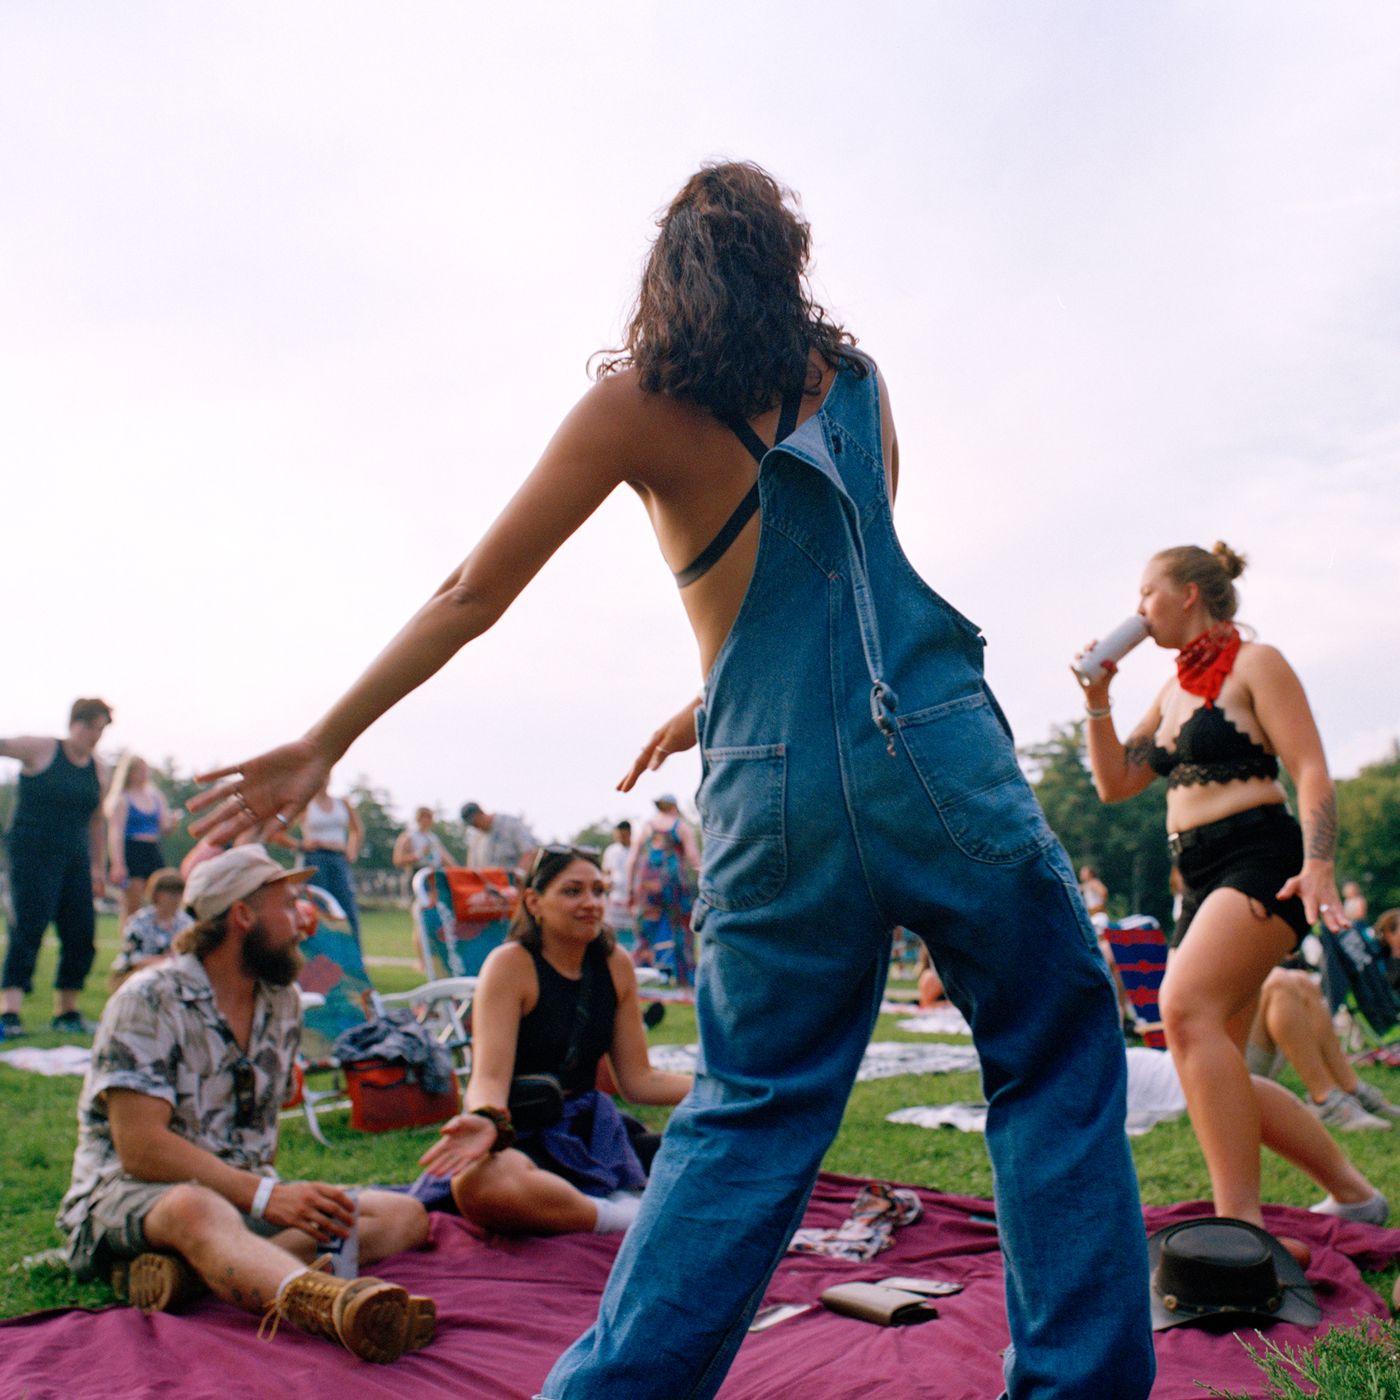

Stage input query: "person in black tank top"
[
  {"left": 1077, "top": 544, "right": 1385, "bottom": 1247},
  {"left": 2, "top": 698, "right": 114, "bottom": 1036},
  {"left": 417, "top": 848, "right": 691, "bottom": 1236}
]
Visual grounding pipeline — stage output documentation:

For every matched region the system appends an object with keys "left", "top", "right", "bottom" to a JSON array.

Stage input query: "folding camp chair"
[
  {"left": 411, "top": 866, "right": 515, "bottom": 978},
  {"left": 1319, "top": 925, "right": 1400, "bottom": 1051},
  {"left": 1102, "top": 916, "right": 1169, "bottom": 1050}
]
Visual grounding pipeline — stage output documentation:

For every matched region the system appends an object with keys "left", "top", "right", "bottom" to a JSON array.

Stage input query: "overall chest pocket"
[
  {"left": 897, "top": 691, "right": 1053, "bottom": 864},
  {"left": 696, "top": 744, "right": 788, "bottom": 914}
]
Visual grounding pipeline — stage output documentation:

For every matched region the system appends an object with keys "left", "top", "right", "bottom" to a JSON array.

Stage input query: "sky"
[{"left": 3, "top": 2, "right": 1398, "bottom": 842}]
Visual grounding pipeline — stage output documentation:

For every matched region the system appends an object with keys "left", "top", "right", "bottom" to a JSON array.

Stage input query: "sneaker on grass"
[
  {"left": 50, "top": 1010, "right": 97, "bottom": 1036},
  {"left": 1350, "top": 1079, "right": 1400, "bottom": 1120},
  {"left": 1309, "top": 1088, "right": 1390, "bottom": 1131}
]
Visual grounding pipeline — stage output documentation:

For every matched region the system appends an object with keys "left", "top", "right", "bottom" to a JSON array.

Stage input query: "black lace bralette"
[{"left": 1147, "top": 704, "right": 1279, "bottom": 789}]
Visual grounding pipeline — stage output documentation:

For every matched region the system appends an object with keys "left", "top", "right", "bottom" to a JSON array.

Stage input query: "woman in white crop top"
[{"left": 293, "top": 778, "right": 364, "bottom": 945}]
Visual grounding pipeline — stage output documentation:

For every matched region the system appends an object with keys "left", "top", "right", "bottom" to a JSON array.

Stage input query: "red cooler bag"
[{"left": 343, "top": 1058, "right": 461, "bottom": 1133}]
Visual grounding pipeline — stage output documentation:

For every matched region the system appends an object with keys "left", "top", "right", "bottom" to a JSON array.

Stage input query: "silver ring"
[
  {"left": 655, "top": 746, "right": 669, "bottom": 755},
  {"left": 233, "top": 793, "right": 251, "bottom": 813},
  {"left": 1320, "top": 903, "right": 1332, "bottom": 912},
  {"left": 274, "top": 813, "right": 289, "bottom": 827}
]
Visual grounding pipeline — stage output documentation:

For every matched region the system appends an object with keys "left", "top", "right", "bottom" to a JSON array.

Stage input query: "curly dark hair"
[{"left": 593, "top": 161, "right": 864, "bottom": 421}]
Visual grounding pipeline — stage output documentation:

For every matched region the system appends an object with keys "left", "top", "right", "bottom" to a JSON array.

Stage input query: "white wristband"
[{"left": 250, "top": 1176, "right": 275, "bottom": 1220}]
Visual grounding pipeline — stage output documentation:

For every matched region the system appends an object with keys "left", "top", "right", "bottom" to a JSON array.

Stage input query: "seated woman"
[
  {"left": 108, "top": 868, "right": 194, "bottom": 991},
  {"left": 418, "top": 846, "right": 691, "bottom": 1235}
]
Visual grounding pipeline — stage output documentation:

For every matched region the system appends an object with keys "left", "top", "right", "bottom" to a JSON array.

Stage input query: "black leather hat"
[{"left": 1147, "top": 1217, "right": 1320, "bottom": 1331}]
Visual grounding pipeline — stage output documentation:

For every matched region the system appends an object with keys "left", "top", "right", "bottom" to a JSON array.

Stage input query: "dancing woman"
[
  {"left": 1078, "top": 542, "right": 1386, "bottom": 1235},
  {"left": 191, "top": 162, "right": 1153, "bottom": 1399}
]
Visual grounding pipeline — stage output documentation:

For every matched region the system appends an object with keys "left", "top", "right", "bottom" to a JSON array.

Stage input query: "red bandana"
[{"left": 1176, "top": 622, "right": 1241, "bottom": 708}]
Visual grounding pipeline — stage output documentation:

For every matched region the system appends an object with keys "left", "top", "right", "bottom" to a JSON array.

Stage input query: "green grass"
[{"left": 3, "top": 917, "right": 1398, "bottom": 1387}]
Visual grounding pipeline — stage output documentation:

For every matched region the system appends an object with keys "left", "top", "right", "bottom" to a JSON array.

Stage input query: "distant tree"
[
  {"left": 348, "top": 778, "right": 401, "bottom": 874},
  {"left": 1022, "top": 721, "right": 1173, "bottom": 929},
  {"left": 570, "top": 819, "right": 618, "bottom": 854},
  {"left": 1336, "top": 743, "right": 1400, "bottom": 914}
]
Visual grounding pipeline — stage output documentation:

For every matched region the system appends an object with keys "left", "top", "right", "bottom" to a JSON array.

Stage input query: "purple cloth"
[
  {"left": 523, "top": 1090, "right": 647, "bottom": 1197},
  {"left": 2, "top": 1175, "right": 1396, "bottom": 1399}
]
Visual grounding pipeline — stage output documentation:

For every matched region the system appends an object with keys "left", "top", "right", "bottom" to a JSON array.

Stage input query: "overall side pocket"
[
  {"left": 696, "top": 744, "right": 788, "bottom": 914},
  {"left": 897, "top": 692, "right": 1052, "bottom": 864}
]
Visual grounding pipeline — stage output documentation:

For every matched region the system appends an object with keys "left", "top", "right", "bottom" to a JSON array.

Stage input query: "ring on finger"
[{"left": 274, "top": 813, "right": 289, "bottom": 827}]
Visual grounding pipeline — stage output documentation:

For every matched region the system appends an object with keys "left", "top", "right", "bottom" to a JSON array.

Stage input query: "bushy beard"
[{"left": 241, "top": 920, "right": 304, "bottom": 987}]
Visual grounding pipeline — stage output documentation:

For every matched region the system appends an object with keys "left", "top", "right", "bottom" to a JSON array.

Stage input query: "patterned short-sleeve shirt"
[
  {"left": 110, "top": 906, "right": 195, "bottom": 976},
  {"left": 57, "top": 954, "right": 301, "bottom": 1237}
]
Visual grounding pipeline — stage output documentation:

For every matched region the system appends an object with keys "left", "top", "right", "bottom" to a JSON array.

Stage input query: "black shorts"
[
  {"left": 1172, "top": 805, "right": 1309, "bottom": 950},
  {"left": 124, "top": 839, "right": 166, "bottom": 883}
]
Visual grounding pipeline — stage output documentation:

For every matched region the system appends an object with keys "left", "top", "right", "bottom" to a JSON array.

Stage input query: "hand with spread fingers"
[
  {"left": 418, "top": 1113, "right": 500, "bottom": 1178},
  {"left": 618, "top": 697, "right": 702, "bottom": 793},
  {"left": 186, "top": 737, "right": 330, "bottom": 846}
]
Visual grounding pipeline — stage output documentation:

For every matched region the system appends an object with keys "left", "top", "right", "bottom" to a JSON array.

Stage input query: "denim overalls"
[{"left": 544, "top": 360, "right": 1154, "bottom": 1399}]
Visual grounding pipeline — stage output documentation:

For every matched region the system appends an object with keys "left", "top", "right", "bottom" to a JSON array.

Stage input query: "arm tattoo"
[
  {"left": 1124, "top": 737, "right": 1153, "bottom": 770},
  {"left": 1304, "top": 794, "right": 1338, "bottom": 861}
]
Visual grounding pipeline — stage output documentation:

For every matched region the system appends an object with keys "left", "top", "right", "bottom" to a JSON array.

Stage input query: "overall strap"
[{"left": 674, "top": 384, "right": 804, "bottom": 589}]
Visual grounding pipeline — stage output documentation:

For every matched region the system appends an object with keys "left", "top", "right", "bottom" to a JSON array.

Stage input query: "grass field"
[{"left": 3, "top": 906, "right": 1398, "bottom": 1378}]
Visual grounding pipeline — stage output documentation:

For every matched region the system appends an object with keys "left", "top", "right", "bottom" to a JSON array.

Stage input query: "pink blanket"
[{"left": 4, "top": 1174, "right": 1396, "bottom": 1399}]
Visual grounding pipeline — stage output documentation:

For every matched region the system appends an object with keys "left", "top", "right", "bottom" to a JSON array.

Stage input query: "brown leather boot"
[
  {"left": 122, "top": 1253, "right": 209, "bottom": 1313},
  {"left": 268, "top": 1264, "right": 435, "bottom": 1363}
]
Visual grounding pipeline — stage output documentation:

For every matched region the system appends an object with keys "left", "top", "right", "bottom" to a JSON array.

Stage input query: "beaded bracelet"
[
  {"left": 1085, "top": 704, "right": 1113, "bottom": 720},
  {"left": 472, "top": 1105, "right": 517, "bottom": 1153}
]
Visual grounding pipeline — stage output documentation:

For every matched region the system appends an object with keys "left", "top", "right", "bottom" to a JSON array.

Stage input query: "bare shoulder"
[
  {"left": 1235, "top": 641, "right": 1295, "bottom": 684},
  {"left": 479, "top": 941, "right": 535, "bottom": 989},
  {"left": 0, "top": 735, "right": 57, "bottom": 772}
]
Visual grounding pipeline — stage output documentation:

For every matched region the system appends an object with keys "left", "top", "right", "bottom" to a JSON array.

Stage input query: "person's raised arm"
[
  {"left": 605, "top": 951, "right": 691, "bottom": 1106},
  {"left": 189, "top": 380, "right": 639, "bottom": 843},
  {"left": 1243, "top": 645, "right": 1346, "bottom": 932},
  {"left": 1076, "top": 656, "right": 1166, "bottom": 803},
  {"left": 0, "top": 736, "right": 55, "bottom": 773}
]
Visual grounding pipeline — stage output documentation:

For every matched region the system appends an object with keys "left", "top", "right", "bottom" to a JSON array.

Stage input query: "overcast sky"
[{"left": 3, "top": 2, "right": 1397, "bottom": 841}]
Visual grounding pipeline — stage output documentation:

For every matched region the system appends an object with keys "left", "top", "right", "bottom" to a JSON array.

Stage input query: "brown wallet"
[{"left": 819, "top": 1282, "right": 939, "bottom": 1326}]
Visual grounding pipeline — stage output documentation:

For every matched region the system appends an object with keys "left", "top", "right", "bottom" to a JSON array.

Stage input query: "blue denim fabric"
[
  {"left": 303, "top": 849, "right": 361, "bottom": 946},
  {"left": 542, "top": 361, "right": 1154, "bottom": 1399}
]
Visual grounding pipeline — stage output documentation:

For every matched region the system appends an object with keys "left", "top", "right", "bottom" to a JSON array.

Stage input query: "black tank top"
[
  {"left": 1147, "top": 705, "right": 1279, "bottom": 789},
  {"left": 10, "top": 742, "right": 101, "bottom": 850},
  {"left": 513, "top": 939, "right": 617, "bottom": 1095}
]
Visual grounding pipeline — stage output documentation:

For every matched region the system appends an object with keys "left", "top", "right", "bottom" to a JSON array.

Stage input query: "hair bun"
[{"left": 1211, "top": 541, "right": 1247, "bottom": 580}]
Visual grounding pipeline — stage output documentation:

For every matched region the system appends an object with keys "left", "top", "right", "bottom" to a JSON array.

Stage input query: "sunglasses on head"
[
  {"left": 527, "top": 844, "right": 600, "bottom": 886},
  {"left": 232, "top": 1057, "right": 257, "bottom": 1128}
]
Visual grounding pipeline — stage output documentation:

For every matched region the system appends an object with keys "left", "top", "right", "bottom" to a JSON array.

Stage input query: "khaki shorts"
[{"left": 64, "top": 1174, "right": 280, "bottom": 1281}]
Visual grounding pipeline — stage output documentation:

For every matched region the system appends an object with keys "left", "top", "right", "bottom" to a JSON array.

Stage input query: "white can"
[
  {"left": 325, "top": 1188, "right": 360, "bottom": 1279},
  {"left": 1073, "top": 616, "right": 1150, "bottom": 685}
]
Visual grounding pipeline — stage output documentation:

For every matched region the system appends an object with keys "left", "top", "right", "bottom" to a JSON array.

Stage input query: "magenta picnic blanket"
[{"left": 3, "top": 1173, "right": 1396, "bottom": 1399}]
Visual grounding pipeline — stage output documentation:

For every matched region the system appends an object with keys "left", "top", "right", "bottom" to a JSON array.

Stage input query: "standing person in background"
[
  {"left": 1077, "top": 865, "right": 1109, "bottom": 930},
  {"left": 459, "top": 801, "right": 538, "bottom": 883},
  {"left": 1077, "top": 542, "right": 1383, "bottom": 1236},
  {"left": 2, "top": 698, "right": 113, "bottom": 1036},
  {"left": 600, "top": 820, "right": 635, "bottom": 952},
  {"left": 627, "top": 797, "right": 699, "bottom": 985},
  {"left": 290, "top": 777, "right": 364, "bottom": 948},
  {"left": 106, "top": 755, "right": 183, "bottom": 921},
  {"left": 393, "top": 806, "right": 449, "bottom": 878}
]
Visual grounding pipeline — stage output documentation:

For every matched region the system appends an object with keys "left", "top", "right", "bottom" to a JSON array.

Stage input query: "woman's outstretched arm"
[{"left": 189, "top": 381, "right": 640, "bottom": 841}]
